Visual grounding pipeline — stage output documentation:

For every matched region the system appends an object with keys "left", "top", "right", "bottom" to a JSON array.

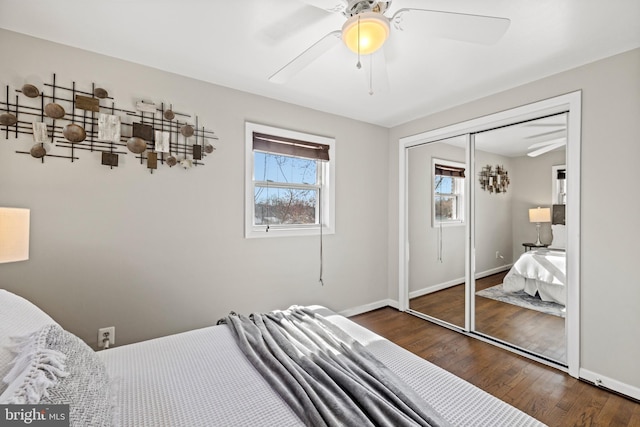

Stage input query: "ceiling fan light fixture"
[{"left": 341, "top": 12, "right": 390, "bottom": 55}]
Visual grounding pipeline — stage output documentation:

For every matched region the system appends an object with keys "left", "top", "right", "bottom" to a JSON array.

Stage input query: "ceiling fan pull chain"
[
  {"left": 369, "top": 55, "right": 374, "bottom": 95},
  {"left": 356, "top": 15, "right": 362, "bottom": 69}
]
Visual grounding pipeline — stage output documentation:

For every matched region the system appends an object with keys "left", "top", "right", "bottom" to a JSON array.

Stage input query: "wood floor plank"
[
  {"left": 350, "top": 307, "right": 640, "bottom": 427},
  {"left": 508, "top": 367, "right": 575, "bottom": 421},
  {"left": 597, "top": 394, "right": 635, "bottom": 426},
  {"left": 562, "top": 387, "right": 608, "bottom": 427},
  {"left": 629, "top": 403, "right": 640, "bottom": 426}
]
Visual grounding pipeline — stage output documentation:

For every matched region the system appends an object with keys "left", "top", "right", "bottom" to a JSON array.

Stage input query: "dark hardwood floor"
[
  {"left": 350, "top": 307, "right": 640, "bottom": 427},
  {"left": 410, "top": 271, "right": 566, "bottom": 362}
]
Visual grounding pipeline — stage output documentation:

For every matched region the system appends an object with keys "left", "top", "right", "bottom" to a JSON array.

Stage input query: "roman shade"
[
  {"left": 253, "top": 132, "right": 330, "bottom": 161},
  {"left": 435, "top": 164, "right": 465, "bottom": 178}
]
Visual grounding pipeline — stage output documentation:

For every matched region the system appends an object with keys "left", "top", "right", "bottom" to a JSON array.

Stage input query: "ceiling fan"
[{"left": 268, "top": 0, "right": 511, "bottom": 87}]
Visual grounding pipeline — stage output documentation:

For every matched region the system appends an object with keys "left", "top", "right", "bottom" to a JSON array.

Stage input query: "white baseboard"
[
  {"left": 339, "top": 299, "right": 398, "bottom": 317},
  {"left": 340, "top": 264, "right": 513, "bottom": 321},
  {"left": 409, "top": 277, "right": 464, "bottom": 299},
  {"left": 580, "top": 368, "right": 640, "bottom": 401},
  {"left": 476, "top": 264, "right": 512, "bottom": 279},
  {"left": 408, "top": 265, "right": 513, "bottom": 299}
]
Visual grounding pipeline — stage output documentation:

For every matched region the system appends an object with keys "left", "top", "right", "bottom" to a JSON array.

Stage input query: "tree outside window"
[{"left": 254, "top": 152, "right": 319, "bottom": 226}]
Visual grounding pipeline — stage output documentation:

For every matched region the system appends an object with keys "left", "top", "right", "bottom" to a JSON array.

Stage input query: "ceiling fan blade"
[
  {"left": 269, "top": 30, "right": 341, "bottom": 84},
  {"left": 360, "top": 50, "right": 390, "bottom": 95},
  {"left": 391, "top": 8, "right": 510, "bottom": 45},
  {"left": 527, "top": 141, "right": 566, "bottom": 157},
  {"left": 527, "top": 140, "right": 560, "bottom": 150},
  {"left": 526, "top": 129, "right": 567, "bottom": 139},
  {"left": 526, "top": 131, "right": 567, "bottom": 149},
  {"left": 297, "top": 0, "right": 345, "bottom": 13},
  {"left": 259, "top": 6, "right": 333, "bottom": 45}
]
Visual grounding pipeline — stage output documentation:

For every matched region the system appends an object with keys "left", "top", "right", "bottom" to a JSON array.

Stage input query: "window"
[
  {"left": 433, "top": 159, "right": 465, "bottom": 226},
  {"left": 245, "top": 122, "right": 335, "bottom": 238}
]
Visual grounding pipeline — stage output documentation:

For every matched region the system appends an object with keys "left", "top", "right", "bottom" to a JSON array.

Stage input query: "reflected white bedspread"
[{"left": 503, "top": 249, "right": 566, "bottom": 305}]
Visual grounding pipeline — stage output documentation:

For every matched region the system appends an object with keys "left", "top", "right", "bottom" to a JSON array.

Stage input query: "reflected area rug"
[{"left": 476, "top": 284, "right": 565, "bottom": 318}]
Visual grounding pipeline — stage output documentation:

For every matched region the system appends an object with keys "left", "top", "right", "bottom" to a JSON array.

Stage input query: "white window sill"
[
  {"left": 246, "top": 225, "right": 335, "bottom": 239},
  {"left": 433, "top": 221, "right": 465, "bottom": 228}
]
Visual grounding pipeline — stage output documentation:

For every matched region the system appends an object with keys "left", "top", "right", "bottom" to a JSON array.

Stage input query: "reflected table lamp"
[
  {"left": 528, "top": 207, "right": 551, "bottom": 247},
  {"left": 0, "top": 208, "right": 30, "bottom": 263}
]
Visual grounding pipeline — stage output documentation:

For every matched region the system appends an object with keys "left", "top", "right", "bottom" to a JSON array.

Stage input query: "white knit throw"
[{"left": 2, "top": 325, "right": 68, "bottom": 404}]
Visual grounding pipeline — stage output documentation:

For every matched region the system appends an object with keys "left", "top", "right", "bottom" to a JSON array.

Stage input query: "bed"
[
  {"left": 0, "top": 289, "right": 546, "bottom": 426},
  {"left": 503, "top": 212, "right": 567, "bottom": 306}
]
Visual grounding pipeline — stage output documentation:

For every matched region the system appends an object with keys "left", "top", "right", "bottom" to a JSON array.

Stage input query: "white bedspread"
[
  {"left": 503, "top": 249, "right": 566, "bottom": 305},
  {"left": 99, "top": 307, "right": 545, "bottom": 427}
]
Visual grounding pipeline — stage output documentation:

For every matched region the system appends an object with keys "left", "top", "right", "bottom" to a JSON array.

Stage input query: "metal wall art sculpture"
[{"left": 0, "top": 74, "right": 218, "bottom": 174}]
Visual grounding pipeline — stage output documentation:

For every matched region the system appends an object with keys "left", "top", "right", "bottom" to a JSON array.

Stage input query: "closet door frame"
[{"left": 398, "top": 91, "right": 581, "bottom": 377}]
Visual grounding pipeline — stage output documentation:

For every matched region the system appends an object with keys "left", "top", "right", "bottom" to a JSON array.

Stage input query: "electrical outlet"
[
  {"left": 97, "top": 326, "right": 115, "bottom": 349},
  {"left": 496, "top": 251, "right": 500, "bottom": 259}
]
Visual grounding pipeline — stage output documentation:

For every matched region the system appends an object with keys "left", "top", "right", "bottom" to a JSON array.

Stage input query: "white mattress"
[{"left": 99, "top": 307, "right": 545, "bottom": 427}]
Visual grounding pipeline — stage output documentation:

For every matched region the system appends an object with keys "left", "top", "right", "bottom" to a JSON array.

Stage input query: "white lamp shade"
[
  {"left": 529, "top": 207, "right": 551, "bottom": 223},
  {"left": 342, "top": 12, "right": 390, "bottom": 55},
  {"left": 0, "top": 208, "right": 30, "bottom": 263}
]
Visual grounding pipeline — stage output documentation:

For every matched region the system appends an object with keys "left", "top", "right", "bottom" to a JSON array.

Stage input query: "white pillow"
[
  {"left": 550, "top": 224, "right": 567, "bottom": 250},
  {"left": 0, "top": 289, "right": 57, "bottom": 395}
]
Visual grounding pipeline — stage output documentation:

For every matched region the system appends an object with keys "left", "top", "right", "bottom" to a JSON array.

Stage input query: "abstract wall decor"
[
  {"left": 0, "top": 74, "right": 218, "bottom": 173},
  {"left": 478, "top": 164, "right": 510, "bottom": 193}
]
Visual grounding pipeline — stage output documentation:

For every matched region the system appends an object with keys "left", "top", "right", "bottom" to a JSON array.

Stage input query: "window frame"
[
  {"left": 432, "top": 158, "right": 466, "bottom": 227},
  {"left": 245, "top": 122, "right": 335, "bottom": 238}
]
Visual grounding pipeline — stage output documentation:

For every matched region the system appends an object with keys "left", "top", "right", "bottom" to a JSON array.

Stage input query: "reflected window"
[
  {"left": 433, "top": 159, "right": 465, "bottom": 226},
  {"left": 556, "top": 168, "right": 566, "bottom": 204}
]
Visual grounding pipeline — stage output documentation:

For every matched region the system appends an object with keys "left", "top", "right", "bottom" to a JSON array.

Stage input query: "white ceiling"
[{"left": 1, "top": 0, "right": 639, "bottom": 128}]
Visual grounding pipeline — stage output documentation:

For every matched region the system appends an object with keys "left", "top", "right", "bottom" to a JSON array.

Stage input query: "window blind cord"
[
  {"left": 318, "top": 187, "right": 324, "bottom": 286},
  {"left": 266, "top": 179, "right": 270, "bottom": 232},
  {"left": 439, "top": 222, "right": 443, "bottom": 263},
  {"left": 261, "top": 153, "right": 270, "bottom": 232}
]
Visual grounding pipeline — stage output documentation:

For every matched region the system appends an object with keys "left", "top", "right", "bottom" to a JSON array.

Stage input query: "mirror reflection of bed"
[
  {"left": 502, "top": 217, "right": 566, "bottom": 306},
  {"left": 474, "top": 205, "right": 567, "bottom": 363},
  {"left": 473, "top": 114, "right": 568, "bottom": 364}
]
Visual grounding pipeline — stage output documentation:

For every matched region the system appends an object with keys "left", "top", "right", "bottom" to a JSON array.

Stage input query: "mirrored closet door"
[
  {"left": 472, "top": 113, "right": 568, "bottom": 364},
  {"left": 400, "top": 91, "right": 581, "bottom": 373},
  {"left": 406, "top": 135, "right": 468, "bottom": 329}
]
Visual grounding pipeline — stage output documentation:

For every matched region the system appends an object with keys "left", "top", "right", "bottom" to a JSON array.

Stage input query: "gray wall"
[
  {"left": 474, "top": 150, "right": 514, "bottom": 273},
  {"left": 388, "top": 48, "right": 640, "bottom": 391},
  {"left": 0, "top": 29, "right": 390, "bottom": 348}
]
